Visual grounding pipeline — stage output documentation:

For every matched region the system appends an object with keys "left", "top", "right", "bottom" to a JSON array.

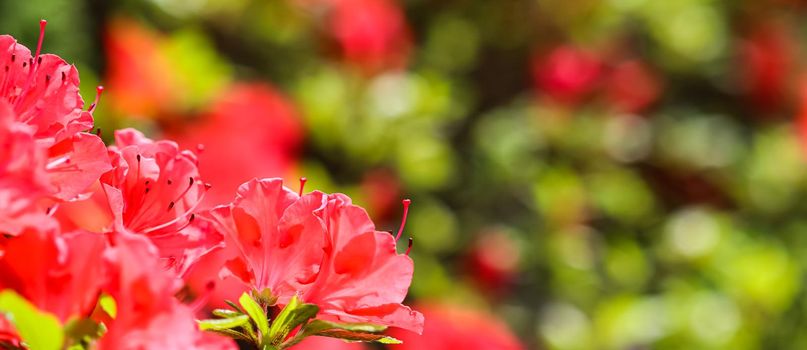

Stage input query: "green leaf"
[
  {"left": 205, "top": 328, "right": 254, "bottom": 342},
  {"left": 224, "top": 300, "right": 246, "bottom": 314},
  {"left": 239, "top": 292, "right": 269, "bottom": 340},
  {"left": 315, "top": 329, "right": 402, "bottom": 344},
  {"left": 212, "top": 309, "right": 242, "bottom": 318},
  {"left": 268, "top": 295, "right": 319, "bottom": 344},
  {"left": 0, "top": 290, "right": 64, "bottom": 350},
  {"left": 198, "top": 314, "right": 250, "bottom": 331},
  {"left": 98, "top": 294, "right": 117, "bottom": 319},
  {"left": 304, "top": 320, "right": 388, "bottom": 334}
]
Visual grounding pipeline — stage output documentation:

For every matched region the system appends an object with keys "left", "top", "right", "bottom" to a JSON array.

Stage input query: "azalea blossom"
[
  {"left": 329, "top": 0, "right": 412, "bottom": 73},
  {"left": 0, "top": 220, "right": 106, "bottom": 323},
  {"left": 195, "top": 178, "right": 423, "bottom": 333},
  {"left": 0, "top": 22, "right": 110, "bottom": 203},
  {"left": 0, "top": 22, "right": 92, "bottom": 145},
  {"left": 56, "top": 128, "right": 219, "bottom": 276},
  {"left": 99, "top": 230, "right": 235, "bottom": 350},
  {"left": 195, "top": 178, "right": 325, "bottom": 304},
  {"left": 300, "top": 192, "right": 423, "bottom": 333},
  {"left": 104, "top": 17, "right": 178, "bottom": 119},
  {"left": 532, "top": 45, "right": 602, "bottom": 106},
  {"left": 0, "top": 101, "right": 50, "bottom": 235}
]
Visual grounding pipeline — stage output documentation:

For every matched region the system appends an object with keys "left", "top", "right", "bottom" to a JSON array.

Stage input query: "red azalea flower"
[
  {"left": 388, "top": 303, "right": 524, "bottom": 350},
  {"left": 0, "top": 101, "right": 51, "bottom": 235},
  {"left": 103, "top": 17, "right": 178, "bottom": 119},
  {"left": 102, "top": 128, "right": 208, "bottom": 235},
  {"left": 603, "top": 60, "right": 662, "bottom": 114},
  {"left": 169, "top": 84, "right": 303, "bottom": 207},
  {"left": 738, "top": 21, "right": 794, "bottom": 112},
  {"left": 197, "top": 179, "right": 325, "bottom": 303},
  {"left": 359, "top": 168, "right": 401, "bottom": 221},
  {"left": 532, "top": 46, "right": 602, "bottom": 106},
  {"left": 0, "top": 221, "right": 106, "bottom": 323},
  {"left": 55, "top": 128, "right": 220, "bottom": 276},
  {"left": 196, "top": 178, "right": 423, "bottom": 333},
  {"left": 0, "top": 24, "right": 93, "bottom": 146},
  {"left": 466, "top": 229, "right": 521, "bottom": 295},
  {"left": 0, "top": 26, "right": 111, "bottom": 202},
  {"left": 98, "top": 230, "right": 236, "bottom": 350},
  {"left": 329, "top": 0, "right": 412, "bottom": 73},
  {"left": 300, "top": 192, "right": 423, "bottom": 333}
]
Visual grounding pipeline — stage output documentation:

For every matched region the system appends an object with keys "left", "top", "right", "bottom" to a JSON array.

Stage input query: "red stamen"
[
  {"left": 406, "top": 237, "right": 413, "bottom": 256},
  {"left": 34, "top": 20, "right": 46, "bottom": 66},
  {"left": 394, "top": 199, "right": 411, "bottom": 241},
  {"left": 298, "top": 177, "right": 307, "bottom": 196},
  {"left": 89, "top": 86, "right": 104, "bottom": 112}
]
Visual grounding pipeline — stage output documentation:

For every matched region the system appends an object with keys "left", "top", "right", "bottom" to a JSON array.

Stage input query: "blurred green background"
[{"left": 6, "top": 0, "right": 807, "bottom": 348}]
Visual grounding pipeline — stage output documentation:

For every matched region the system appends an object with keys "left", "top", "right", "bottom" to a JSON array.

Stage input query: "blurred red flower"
[
  {"left": 532, "top": 46, "right": 602, "bottom": 106},
  {"left": 169, "top": 84, "right": 303, "bottom": 207},
  {"left": 389, "top": 303, "right": 524, "bottom": 350},
  {"left": 104, "top": 18, "right": 177, "bottom": 118},
  {"left": 329, "top": 0, "right": 412, "bottom": 73},
  {"left": 738, "top": 21, "right": 795, "bottom": 112},
  {"left": 603, "top": 60, "right": 662, "bottom": 114},
  {"left": 467, "top": 229, "right": 521, "bottom": 295}
]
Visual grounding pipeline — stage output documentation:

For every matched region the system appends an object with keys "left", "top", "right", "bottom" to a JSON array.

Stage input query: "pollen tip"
[
  {"left": 298, "top": 177, "right": 307, "bottom": 196},
  {"left": 196, "top": 144, "right": 205, "bottom": 153},
  {"left": 406, "top": 237, "right": 413, "bottom": 256},
  {"left": 204, "top": 183, "right": 212, "bottom": 190},
  {"left": 394, "top": 198, "right": 411, "bottom": 242},
  {"left": 167, "top": 201, "right": 175, "bottom": 211}
]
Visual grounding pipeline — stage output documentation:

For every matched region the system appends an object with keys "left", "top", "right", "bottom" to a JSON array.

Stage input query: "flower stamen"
[
  {"left": 298, "top": 177, "right": 307, "bottom": 196},
  {"left": 394, "top": 199, "right": 411, "bottom": 242}
]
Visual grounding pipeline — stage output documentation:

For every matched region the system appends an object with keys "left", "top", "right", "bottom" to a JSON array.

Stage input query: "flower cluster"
[{"left": 0, "top": 22, "right": 422, "bottom": 350}]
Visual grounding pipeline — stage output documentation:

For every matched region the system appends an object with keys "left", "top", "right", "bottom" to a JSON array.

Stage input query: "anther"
[
  {"left": 394, "top": 199, "right": 411, "bottom": 241},
  {"left": 298, "top": 177, "right": 307, "bottom": 196},
  {"left": 406, "top": 237, "right": 413, "bottom": 256},
  {"left": 34, "top": 20, "right": 46, "bottom": 65},
  {"left": 89, "top": 86, "right": 104, "bottom": 112}
]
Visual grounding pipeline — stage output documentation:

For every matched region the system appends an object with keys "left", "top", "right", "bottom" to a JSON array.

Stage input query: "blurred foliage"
[{"left": 6, "top": 0, "right": 807, "bottom": 348}]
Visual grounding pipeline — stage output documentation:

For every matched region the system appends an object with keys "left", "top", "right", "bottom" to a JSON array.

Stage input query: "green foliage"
[{"left": 0, "top": 291, "right": 63, "bottom": 350}]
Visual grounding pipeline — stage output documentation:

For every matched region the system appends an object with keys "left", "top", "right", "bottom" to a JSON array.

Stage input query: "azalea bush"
[
  {"left": 0, "top": 19, "right": 430, "bottom": 350},
  {"left": 8, "top": 0, "right": 807, "bottom": 349}
]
